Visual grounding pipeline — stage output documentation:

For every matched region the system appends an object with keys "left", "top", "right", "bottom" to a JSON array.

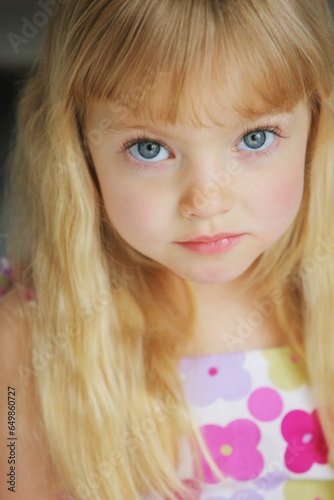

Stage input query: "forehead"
[
  {"left": 80, "top": 77, "right": 306, "bottom": 138},
  {"left": 85, "top": 97, "right": 308, "bottom": 141},
  {"left": 85, "top": 76, "right": 299, "bottom": 131}
]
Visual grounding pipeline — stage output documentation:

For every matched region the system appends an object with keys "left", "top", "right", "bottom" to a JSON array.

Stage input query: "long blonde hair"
[{"left": 2, "top": 0, "right": 334, "bottom": 497}]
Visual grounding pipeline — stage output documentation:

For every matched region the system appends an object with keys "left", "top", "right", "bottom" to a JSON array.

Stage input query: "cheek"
[
  {"left": 270, "top": 171, "right": 304, "bottom": 212},
  {"left": 100, "top": 181, "right": 164, "bottom": 240},
  {"left": 258, "top": 155, "right": 306, "bottom": 221}
]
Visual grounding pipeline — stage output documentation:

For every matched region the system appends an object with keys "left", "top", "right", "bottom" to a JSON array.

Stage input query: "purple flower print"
[
  {"left": 208, "top": 492, "right": 264, "bottom": 500},
  {"left": 254, "top": 471, "right": 290, "bottom": 491},
  {"left": 281, "top": 410, "right": 329, "bottom": 473},
  {"left": 179, "top": 352, "right": 252, "bottom": 406},
  {"left": 200, "top": 420, "right": 264, "bottom": 483}
]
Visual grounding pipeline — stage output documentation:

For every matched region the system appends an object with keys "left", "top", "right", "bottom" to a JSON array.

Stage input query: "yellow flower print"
[
  {"left": 284, "top": 479, "right": 334, "bottom": 499},
  {"left": 263, "top": 346, "right": 308, "bottom": 390}
]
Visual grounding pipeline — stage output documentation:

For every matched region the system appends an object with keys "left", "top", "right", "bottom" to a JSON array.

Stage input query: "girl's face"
[{"left": 86, "top": 98, "right": 310, "bottom": 284}]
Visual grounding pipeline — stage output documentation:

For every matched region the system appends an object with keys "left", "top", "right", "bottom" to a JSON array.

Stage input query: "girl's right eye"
[{"left": 128, "top": 140, "right": 170, "bottom": 162}]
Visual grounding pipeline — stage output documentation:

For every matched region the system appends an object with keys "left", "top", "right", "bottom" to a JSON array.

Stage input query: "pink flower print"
[
  {"left": 179, "top": 352, "right": 251, "bottom": 406},
  {"left": 281, "top": 410, "right": 329, "bottom": 473},
  {"left": 200, "top": 420, "right": 264, "bottom": 483},
  {"left": 248, "top": 388, "right": 283, "bottom": 422}
]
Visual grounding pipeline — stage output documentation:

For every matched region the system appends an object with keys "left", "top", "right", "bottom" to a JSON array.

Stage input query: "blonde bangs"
[{"left": 56, "top": 0, "right": 334, "bottom": 125}]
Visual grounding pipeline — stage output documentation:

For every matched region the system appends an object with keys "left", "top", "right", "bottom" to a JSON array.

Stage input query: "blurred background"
[{"left": 1, "top": 0, "right": 334, "bottom": 256}]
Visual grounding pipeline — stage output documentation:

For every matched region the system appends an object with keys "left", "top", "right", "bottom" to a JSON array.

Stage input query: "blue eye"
[
  {"left": 128, "top": 141, "right": 170, "bottom": 162},
  {"left": 238, "top": 130, "right": 276, "bottom": 152}
]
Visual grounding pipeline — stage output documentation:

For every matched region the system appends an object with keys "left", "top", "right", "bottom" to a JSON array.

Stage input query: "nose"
[{"left": 178, "top": 168, "right": 234, "bottom": 219}]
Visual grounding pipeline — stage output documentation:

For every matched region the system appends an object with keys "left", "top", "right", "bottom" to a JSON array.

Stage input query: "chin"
[{"left": 175, "top": 265, "right": 248, "bottom": 285}]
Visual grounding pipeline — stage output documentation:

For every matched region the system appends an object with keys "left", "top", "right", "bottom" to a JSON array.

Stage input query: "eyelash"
[
  {"left": 121, "top": 134, "right": 172, "bottom": 169},
  {"left": 237, "top": 125, "right": 286, "bottom": 158},
  {"left": 121, "top": 125, "right": 287, "bottom": 168}
]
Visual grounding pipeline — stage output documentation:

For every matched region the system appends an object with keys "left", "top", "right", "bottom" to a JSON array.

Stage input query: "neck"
[{"left": 183, "top": 279, "right": 286, "bottom": 357}]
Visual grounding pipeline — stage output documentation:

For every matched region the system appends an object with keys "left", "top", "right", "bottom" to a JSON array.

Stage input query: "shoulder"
[
  {"left": 0, "top": 288, "right": 29, "bottom": 372},
  {"left": 0, "top": 290, "right": 67, "bottom": 499}
]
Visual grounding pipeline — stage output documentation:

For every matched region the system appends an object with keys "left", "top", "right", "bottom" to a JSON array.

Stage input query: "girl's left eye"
[
  {"left": 128, "top": 141, "right": 170, "bottom": 162},
  {"left": 237, "top": 129, "right": 278, "bottom": 152}
]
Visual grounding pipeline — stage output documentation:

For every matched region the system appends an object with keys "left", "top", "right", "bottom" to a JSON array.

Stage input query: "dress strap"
[
  {"left": 0, "top": 257, "right": 36, "bottom": 303},
  {"left": 0, "top": 256, "right": 12, "bottom": 297}
]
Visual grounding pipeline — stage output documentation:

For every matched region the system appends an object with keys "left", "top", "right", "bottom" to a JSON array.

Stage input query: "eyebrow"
[
  {"left": 104, "top": 124, "right": 175, "bottom": 137},
  {"left": 103, "top": 111, "right": 294, "bottom": 135}
]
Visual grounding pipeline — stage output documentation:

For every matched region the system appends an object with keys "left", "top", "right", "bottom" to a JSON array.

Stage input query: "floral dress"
[{"left": 177, "top": 347, "right": 334, "bottom": 499}]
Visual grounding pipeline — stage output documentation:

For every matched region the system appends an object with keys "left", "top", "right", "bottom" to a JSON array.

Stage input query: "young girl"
[{"left": 1, "top": 0, "right": 334, "bottom": 498}]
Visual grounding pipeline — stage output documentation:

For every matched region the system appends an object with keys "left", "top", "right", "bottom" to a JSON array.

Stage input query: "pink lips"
[{"left": 176, "top": 233, "right": 245, "bottom": 255}]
